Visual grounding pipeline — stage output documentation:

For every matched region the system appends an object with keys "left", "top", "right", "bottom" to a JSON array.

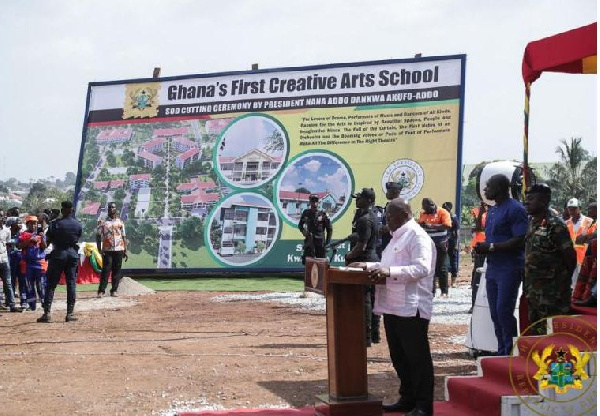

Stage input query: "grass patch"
[
  {"left": 126, "top": 248, "right": 158, "bottom": 268},
  {"left": 56, "top": 276, "right": 304, "bottom": 293},
  {"left": 136, "top": 276, "right": 304, "bottom": 292},
  {"left": 171, "top": 243, "right": 219, "bottom": 268}
]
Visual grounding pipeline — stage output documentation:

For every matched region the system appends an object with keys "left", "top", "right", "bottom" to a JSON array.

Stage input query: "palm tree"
[{"left": 544, "top": 137, "right": 595, "bottom": 207}]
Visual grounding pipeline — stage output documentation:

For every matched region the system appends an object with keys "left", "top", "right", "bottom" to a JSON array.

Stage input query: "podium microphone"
[{"left": 325, "top": 233, "right": 358, "bottom": 250}]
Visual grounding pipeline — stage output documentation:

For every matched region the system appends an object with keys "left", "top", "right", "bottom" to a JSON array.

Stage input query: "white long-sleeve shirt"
[{"left": 366, "top": 218, "right": 436, "bottom": 320}]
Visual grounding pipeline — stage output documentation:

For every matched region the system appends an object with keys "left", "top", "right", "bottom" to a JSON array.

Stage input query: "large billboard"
[{"left": 75, "top": 55, "right": 466, "bottom": 272}]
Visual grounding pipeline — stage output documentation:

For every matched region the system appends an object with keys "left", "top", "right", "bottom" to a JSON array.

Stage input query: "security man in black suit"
[
  {"left": 298, "top": 194, "right": 332, "bottom": 264},
  {"left": 345, "top": 188, "right": 380, "bottom": 346},
  {"left": 37, "top": 201, "right": 82, "bottom": 323}
]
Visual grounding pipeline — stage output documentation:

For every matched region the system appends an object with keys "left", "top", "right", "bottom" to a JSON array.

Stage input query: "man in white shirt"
[
  {"left": 351, "top": 198, "right": 435, "bottom": 416},
  {"left": 0, "top": 215, "right": 19, "bottom": 312}
]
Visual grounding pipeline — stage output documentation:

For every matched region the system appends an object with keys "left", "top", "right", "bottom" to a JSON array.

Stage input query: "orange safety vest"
[
  {"left": 470, "top": 208, "right": 487, "bottom": 248},
  {"left": 566, "top": 215, "right": 594, "bottom": 265}
]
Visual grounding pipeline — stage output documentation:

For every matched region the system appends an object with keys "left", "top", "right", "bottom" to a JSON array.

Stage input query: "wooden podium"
[{"left": 304, "top": 258, "right": 382, "bottom": 416}]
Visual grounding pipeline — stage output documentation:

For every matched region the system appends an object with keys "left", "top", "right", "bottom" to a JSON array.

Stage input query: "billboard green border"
[
  {"left": 211, "top": 113, "right": 290, "bottom": 191},
  {"left": 273, "top": 149, "right": 356, "bottom": 228},
  {"left": 203, "top": 191, "right": 283, "bottom": 267}
]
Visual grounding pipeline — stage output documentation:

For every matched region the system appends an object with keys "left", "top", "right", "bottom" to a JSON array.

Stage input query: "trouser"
[
  {"left": 433, "top": 242, "right": 448, "bottom": 295},
  {"left": 301, "top": 238, "right": 326, "bottom": 265},
  {"left": 369, "top": 287, "right": 381, "bottom": 342},
  {"left": 10, "top": 258, "right": 28, "bottom": 307},
  {"left": 485, "top": 267, "right": 522, "bottom": 355},
  {"left": 98, "top": 251, "right": 125, "bottom": 294},
  {"left": 447, "top": 240, "right": 459, "bottom": 278},
  {"left": 384, "top": 313, "right": 434, "bottom": 415},
  {"left": 25, "top": 265, "right": 45, "bottom": 310},
  {"left": 365, "top": 285, "right": 373, "bottom": 345},
  {"left": 45, "top": 254, "right": 78, "bottom": 314},
  {"left": 0, "top": 262, "right": 16, "bottom": 307},
  {"left": 471, "top": 253, "right": 487, "bottom": 307}
]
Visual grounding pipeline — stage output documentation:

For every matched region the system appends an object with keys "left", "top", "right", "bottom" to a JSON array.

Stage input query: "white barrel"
[{"left": 476, "top": 160, "right": 534, "bottom": 206}]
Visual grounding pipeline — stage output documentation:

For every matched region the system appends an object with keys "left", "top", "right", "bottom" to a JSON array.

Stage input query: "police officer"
[
  {"left": 37, "top": 201, "right": 82, "bottom": 323},
  {"left": 346, "top": 188, "right": 379, "bottom": 346},
  {"left": 524, "top": 184, "right": 576, "bottom": 335},
  {"left": 298, "top": 194, "right": 332, "bottom": 264}
]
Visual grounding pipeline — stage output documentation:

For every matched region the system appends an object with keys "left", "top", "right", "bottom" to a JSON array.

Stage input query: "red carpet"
[
  {"left": 181, "top": 310, "right": 596, "bottom": 416},
  {"left": 440, "top": 310, "right": 597, "bottom": 416},
  {"left": 179, "top": 408, "right": 313, "bottom": 416}
]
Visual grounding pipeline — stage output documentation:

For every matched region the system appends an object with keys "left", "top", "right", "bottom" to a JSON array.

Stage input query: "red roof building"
[
  {"left": 153, "top": 126, "right": 189, "bottom": 137},
  {"left": 176, "top": 148, "right": 201, "bottom": 169},
  {"left": 109, "top": 179, "right": 125, "bottom": 189},
  {"left": 137, "top": 150, "right": 163, "bottom": 169},
  {"left": 142, "top": 137, "right": 166, "bottom": 153},
  {"left": 80, "top": 202, "right": 101, "bottom": 215},
  {"left": 176, "top": 178, "right": 216, "bottom": 193},
  {"left": 181, "top": 191, "right": 220, "bottom": 210},
  {"left": 93, "top": 181, "right": 110, "bottom": 190},
  {"left": 96, "top": 129, "right": 132, "bottom": 144}
]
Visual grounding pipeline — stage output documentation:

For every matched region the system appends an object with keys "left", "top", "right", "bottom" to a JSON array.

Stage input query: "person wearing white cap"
[{"left": 565, "top": 197, "right": 594, "bottom": 285}]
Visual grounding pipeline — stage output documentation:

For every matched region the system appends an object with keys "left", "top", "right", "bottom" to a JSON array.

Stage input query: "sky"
[
  {"left": 220, "top": 116, "right": 284, "bottom": 157},
  {"left": 0, "top": 0, "right": 596, "bottom": 182},
  {"left": 280, "top": 154, "right": 350, "bottom": 200}
]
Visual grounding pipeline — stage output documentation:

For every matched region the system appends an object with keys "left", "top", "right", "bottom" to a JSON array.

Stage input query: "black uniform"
[
  {"left": 351, "top": 207, "right": 380, "bottom": 345},
  {"left": 350, "top": 208, "right": 379, "bottom": 262},
  {"left": 44, "top": 214, "right": 82, "bottom": 316},
  {"left": 298, "top": 209, "right": 332, "bottom": 264}
]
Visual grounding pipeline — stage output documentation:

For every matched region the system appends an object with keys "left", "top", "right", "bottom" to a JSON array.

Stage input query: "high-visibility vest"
[
  {"left": 566, "top": 215, "right": 594, "bottom": 264},
  {"left": 470, "top": 208, "right": 487, "bottom": 248}
]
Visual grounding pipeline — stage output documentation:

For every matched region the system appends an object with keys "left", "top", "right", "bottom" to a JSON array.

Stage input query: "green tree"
[
  {"left": 106, "top": 152, "right": 117, "bottom": 168},
  {"left": 210, "top": 220, "right": 222, "bottom": 249},
  {"left": 264, "top": 130, "right": 284, "bottom": 152},
  {"left": 235, "top": 241, "right": 246, "bottom": 254},
  {"left": 543, "top": 137, "right": 595, "bottom": 208},
  {"left": 295, "top": 187, "right": 311, "bottom": 194}
]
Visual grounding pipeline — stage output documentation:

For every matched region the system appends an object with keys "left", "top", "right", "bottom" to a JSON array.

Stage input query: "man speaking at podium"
[{"left": 350, "top": 198, "right": 435, "bottom": 416}]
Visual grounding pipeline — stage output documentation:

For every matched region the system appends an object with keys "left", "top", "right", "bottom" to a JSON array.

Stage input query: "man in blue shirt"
[{"left": 474, "top": 174, "right": 528, "bottom": 355}]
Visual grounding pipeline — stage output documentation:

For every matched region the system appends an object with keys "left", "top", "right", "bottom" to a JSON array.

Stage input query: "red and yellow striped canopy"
[{"left": 522, "top": 22, "right": 597, "bottom": 83}]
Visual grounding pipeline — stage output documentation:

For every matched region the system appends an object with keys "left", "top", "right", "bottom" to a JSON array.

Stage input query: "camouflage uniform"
[{"left": 524, "top": 210, "right": 574, "bottom": 334}]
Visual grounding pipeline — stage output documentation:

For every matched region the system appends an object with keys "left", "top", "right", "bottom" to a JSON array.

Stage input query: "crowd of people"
[{"left": 0, "top": 201, "right": 128, "bottom": 323}]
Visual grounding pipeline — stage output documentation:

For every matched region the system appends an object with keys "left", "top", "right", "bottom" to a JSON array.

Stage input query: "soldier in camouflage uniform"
[{"left": 524, "top": 184, "right": 577, "bottom": 335}]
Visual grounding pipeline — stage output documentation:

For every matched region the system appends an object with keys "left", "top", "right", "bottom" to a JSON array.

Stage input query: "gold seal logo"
[
  {"left": 509, "top": 315, "right": 596, "bottom": 416},
  {"left": 123, "top": 83, "right": 160, "bottom": 119}
]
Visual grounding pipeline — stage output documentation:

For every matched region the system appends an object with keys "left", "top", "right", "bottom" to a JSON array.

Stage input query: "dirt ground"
[{"left": 0, "top": 272, "right": 477, "bottom": 415}]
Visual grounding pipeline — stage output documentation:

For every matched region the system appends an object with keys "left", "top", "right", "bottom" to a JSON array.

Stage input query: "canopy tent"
[{"left": 521, "top": 22, "right": 597, "bottom": 191}]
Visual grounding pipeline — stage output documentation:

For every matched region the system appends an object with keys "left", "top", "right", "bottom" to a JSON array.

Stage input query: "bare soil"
[{"left": 0, "top": 275, "right": 477, "bottom": 415}]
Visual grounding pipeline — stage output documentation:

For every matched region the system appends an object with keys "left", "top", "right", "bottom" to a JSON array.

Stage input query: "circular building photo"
[
  {"left": 215, "top": 115, "right": 288, "bottom": 189},
  {"left": 275, "top": 151, "right": 353, "bottom": 225},
  {"left": 206, "top": 193, "right": 280, "bottom": 266}
]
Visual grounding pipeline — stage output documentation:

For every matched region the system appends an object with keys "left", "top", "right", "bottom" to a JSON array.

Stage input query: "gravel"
[{"left": 212, "top": 284, "right": 473, "bottom": 325}]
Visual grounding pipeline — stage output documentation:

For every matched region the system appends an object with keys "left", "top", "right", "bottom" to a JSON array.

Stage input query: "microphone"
[{"left": 325, "top": 233, "right": 358, "bottom": 249}]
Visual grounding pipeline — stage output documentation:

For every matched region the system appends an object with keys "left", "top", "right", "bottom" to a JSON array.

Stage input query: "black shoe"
[
  {"left": 372, "top": 336, "right": 381, "bottom": 344},
  {"left": 468, "top": 306, "right": 473, "bottom": 314},
  {"left": 37, "top": 313, "right": 52, "bottom": 323},
  {"left": 382, "top": 399, "right": 416, "bottom": 413},
  {"left": 405, "top": 408, "right": 431, "bottom": 416},
  {"left": 97, "top": 292, "right": 105, "bottom": 299},
  {"left": 110, "top": 291, "right": 118, "bottom": 297},
  {"left": 65, "top": 314, "right": 78, "bottom": 322},
  {"left": 10, "top": 307, "right": 20, "bottom": 313}
]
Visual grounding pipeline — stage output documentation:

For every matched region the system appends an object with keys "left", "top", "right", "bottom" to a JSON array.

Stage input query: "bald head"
[{"left": 386, "top": 198, "right": 412, "bottom": 232}]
